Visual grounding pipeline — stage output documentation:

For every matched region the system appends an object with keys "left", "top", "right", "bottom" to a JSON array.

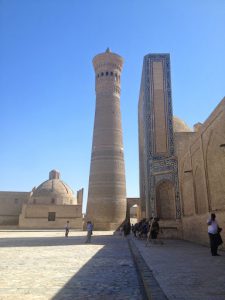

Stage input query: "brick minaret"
[{"left": 86, "top": 49, "right": 127, "bottom": 230}]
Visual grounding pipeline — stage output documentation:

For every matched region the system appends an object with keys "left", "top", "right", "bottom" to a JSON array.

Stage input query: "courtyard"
[
  {"left": 0, "top": 230, "right": 144, "bottom": 300},
  {"left": 0, "top": 230, "right": 225, "bottom": 299}
]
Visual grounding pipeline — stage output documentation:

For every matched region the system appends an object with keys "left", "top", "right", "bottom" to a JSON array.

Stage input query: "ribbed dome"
[
  {"left": 173, "top": 116, "right": 192, "bottom": 132},
  {"left": 33, "top": 179, "right": 74, "bottom": 198},
  {"left": 30, "top": 170, "right": 76, "bottom": 205}
]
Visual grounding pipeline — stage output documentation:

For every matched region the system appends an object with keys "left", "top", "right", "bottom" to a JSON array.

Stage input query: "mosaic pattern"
[{"left": 139, "top": 54, "right": 181, "bottom": 218}]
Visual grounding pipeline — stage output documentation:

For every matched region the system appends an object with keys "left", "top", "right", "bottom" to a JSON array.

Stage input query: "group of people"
[
  {"left": 64, "top": 213, "right": 223, "bottom": 255},
  {"left": 120, "top": 217, "right": 160, "bottom": 242},
  {"left": 131, "top": 217, "right": 160, "bottom": 241},
  {"left": 122, "top": 213, "right": 223, "bottom": 256}
]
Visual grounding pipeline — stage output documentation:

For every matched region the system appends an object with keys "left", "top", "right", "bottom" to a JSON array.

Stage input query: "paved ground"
[
  {"left": 0, "top": 230, "right": 145, "bottom": 300},
  {"left": 1, "top": 230, "right": 225, "bottom": 300},
  {"left": 132, "top": 237, "right": 225, "bottom": 300}
]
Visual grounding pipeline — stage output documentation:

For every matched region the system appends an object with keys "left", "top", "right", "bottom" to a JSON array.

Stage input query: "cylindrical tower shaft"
[{"left": 86, "top": 49, "right": 127, "bottom": 230}]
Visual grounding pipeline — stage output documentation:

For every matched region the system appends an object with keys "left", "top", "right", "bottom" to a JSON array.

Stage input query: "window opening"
[{"left": 48, "top": 212, "right": 56, "bottom": 221}]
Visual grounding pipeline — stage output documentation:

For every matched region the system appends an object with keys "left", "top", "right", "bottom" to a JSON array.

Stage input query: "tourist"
[
  {"left": 207, "top": 213, "right": 223, "bottom": 256},
  {"left": 85, "top": 221, "right": 93, "bottom": 243},
  {"left": 131, "top": 223, "right": 134, "bottom": 234},
  {"left": 151, "top": 217, "right": 160, "bottom": 240},
  {"left": 119, "top": 226, "right": 123, "bottom": 236},
  {"left": 123, "top": 220, "right": 131, "bottom": 236},
  {"left": 65, "top": 220, "right": 70, "bottom": 237}
]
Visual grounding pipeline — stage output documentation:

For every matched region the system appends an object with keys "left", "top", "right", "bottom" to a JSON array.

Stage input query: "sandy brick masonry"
[{"left": 86, "top": 49, "right": 127, "bottom": 230}]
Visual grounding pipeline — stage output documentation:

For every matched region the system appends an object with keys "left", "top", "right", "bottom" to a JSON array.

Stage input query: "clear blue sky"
[{"left": 0, "top": 0, "right": 225, "bottom": 212}]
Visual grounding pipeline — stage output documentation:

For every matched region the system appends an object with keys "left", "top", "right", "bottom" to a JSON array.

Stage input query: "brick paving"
[
  {"left": 1, "top": 230, "right": 225, "bottom": 300},
  {"left": 0, "top": 230, "right": 145, "bottom": 300},
  {"left": 132, "top": 237, "right": 225, "bottom": 300}
]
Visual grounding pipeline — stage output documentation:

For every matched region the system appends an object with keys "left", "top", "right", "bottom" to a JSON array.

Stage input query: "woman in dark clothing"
[
  {"left": 123, "top": 220, "right": 131, "bottom": 236},
  {"left": 151, "top": 218, "right": 160, "bottom": 239}
]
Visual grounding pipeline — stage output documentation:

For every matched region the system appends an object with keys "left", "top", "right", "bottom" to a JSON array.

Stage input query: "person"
[
  {"left": 119, "top": 226, "right": 123, "bottom": 236},
  {"left": 85, "top": 221, "right": 93, "bottom": 243},
  {"left": 207, "top": 213, "right": 222, "bottom": 256},
  {"left": 123, "top": 220, "right": 131, "bottom": 236},
  {"left": 65, "top": 220, "right": 70, "bottom": 237},
  {"left": 151, "top": 217, "right": 160, "bottom": 240}
]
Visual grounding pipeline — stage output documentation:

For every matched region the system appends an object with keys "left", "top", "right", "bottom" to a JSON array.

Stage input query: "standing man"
[
  {"left": 85, "top": 221, "right": 93, "bottom": 243},
  {"left": 207, "top": 213, "right": 222, "bottom": 256},
  {"left": 151, "top": 217, "right": 160, "bottom": 240},
  {"left": 65, "top": 220, "right": 70, "bottom": 238}
]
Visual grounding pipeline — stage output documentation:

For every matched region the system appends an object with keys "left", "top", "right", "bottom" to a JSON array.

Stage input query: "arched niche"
[
  {"left": 129, "top": 204, "right": 138, "bottom": 224},
  {"left": 193, "top": 166, "right": 207, "bottom": 214},
  {"left": 126, "top": 198, "right": 141, "bottom": 222},
  {"left": 156, "top": 180, "right": 175, "bottom": 220},
  {"left": 206, "top": 131, "right": 225, "bottom": 211},
  {"left": 180, "top": 155, "right": 195, "bottom": 216}
]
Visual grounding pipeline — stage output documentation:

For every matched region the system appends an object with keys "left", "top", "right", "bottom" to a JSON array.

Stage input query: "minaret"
[{"left": 86, "top": 49, "right": 127, "bottom": 230}]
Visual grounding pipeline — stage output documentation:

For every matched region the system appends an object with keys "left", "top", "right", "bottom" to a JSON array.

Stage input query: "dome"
[
  {"left": 173, "top": 116, "right": 192, "bottom": 132},
  {"left": 30, "top": 170, "right": 76, "bottom": 205}
]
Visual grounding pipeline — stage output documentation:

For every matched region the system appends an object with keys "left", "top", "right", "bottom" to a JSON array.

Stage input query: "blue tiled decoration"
[{"left": 138, "top": 53, "right": 181, "bottom": 219}]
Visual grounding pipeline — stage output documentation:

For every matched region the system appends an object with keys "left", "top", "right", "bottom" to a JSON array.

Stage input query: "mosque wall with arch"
[{"left": 177, "top": 97, "right": 225, "bottom": 248}]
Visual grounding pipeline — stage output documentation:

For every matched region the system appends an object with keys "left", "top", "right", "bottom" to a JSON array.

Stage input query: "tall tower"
[
  {"left": 138, "top": 54, "right": 181, "bottom": 225},
  {"left": 86, "top": 49, "right": 127, "bottom": 230}
]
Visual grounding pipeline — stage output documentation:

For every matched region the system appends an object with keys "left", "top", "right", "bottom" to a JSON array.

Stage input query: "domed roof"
[
  {"left": 173, "top": 116, "right": 192, "bottom": 132},
  {"left": 33, "top": 179, "right": 74, "bottom": 198},
  {"left": 30, "top": 170, "right": 76, "bottom": 205}
]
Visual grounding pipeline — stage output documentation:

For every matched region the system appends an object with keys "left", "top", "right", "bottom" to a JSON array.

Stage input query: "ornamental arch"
[{"left": 156, "top": 180, "right": 175, "bottom": 220}]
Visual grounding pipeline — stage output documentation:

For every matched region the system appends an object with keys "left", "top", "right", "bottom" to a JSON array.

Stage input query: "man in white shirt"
[
  {"left": 207, "top": 213, "right": 220, "bottom": 256},
  {"left": 85, "top": 221, "right": 93, "bottom": 243}
]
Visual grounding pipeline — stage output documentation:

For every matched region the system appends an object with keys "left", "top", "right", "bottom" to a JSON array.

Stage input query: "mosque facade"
[
  {"left": 138, "top": 54, "right": 181, "bottom": 239},
  {"left": 0, "top": 50, "right": 224, "bottom": 249},
  {"left": 175, "top": 98, "right": 225, "bottom": 247},
  {"left": 138, "top": 52, "right": 225, "bottom": 246}
]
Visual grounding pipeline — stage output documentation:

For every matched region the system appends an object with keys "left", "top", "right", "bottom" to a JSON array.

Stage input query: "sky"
[{"left": 0, "top": 0, "right": 225, "bottom": 212}]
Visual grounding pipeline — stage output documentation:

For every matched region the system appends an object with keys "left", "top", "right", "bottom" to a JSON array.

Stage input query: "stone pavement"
[
  {"left": 1, "top": 230, "right": 225, "bottom": 300},
  {"left": 0, "top": 230, "right": 145, "bottom": 300},
  {"left": 132, "top": 237, "right": 225, "bottom": 300}
]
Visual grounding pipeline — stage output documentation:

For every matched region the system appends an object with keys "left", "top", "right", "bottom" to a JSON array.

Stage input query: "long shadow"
[
  {"left": 51, "top": 234, "right": 146, "bottom": 300},
  {"left": 0, "top": 233, "right": 146, "bottom": 299},
  {"left": 0, "top": 235, "right": 114, "bottom": 248}
]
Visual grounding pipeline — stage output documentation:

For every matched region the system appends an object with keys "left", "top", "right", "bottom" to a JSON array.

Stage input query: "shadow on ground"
[
  {"left": 0, "top": 234, "right": 146, "bottom": 299},
  {"left": 0, "top": 235, "right": 107, "bottom": 247},
  {"left": 52, "top": 235, "right": 146, "bottom": 300}
]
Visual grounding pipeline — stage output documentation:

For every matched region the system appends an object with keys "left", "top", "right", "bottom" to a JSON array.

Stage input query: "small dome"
[
  {"left": 30, "top": 171, "right": 76, "bottom": 205},
  {"left": 173, "top": 116, "right": 192, "bottom": 132}
]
